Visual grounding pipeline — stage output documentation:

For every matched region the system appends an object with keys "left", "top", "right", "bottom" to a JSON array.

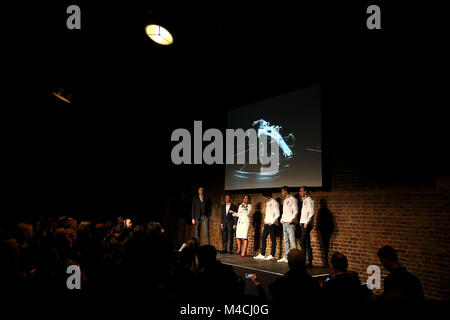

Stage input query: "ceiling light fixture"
[
  {"left": 52, "top": 88, "right": 72, "bottom": 103},
  {"left": 145, "top": 24, "right": 173, "bottom": 45}
]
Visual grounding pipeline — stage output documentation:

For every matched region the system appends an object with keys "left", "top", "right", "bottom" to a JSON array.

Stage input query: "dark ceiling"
[{"left": 3, "top": 1, "right": 448, "bottom": 215}]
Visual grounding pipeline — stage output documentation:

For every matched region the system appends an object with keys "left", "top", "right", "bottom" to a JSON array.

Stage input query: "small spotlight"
[
  {"left": 145, "top": 24, "right": 173, "bottom": 45},
  {"left": 52, "top": 88, "right": 72, "bottom": 103}
]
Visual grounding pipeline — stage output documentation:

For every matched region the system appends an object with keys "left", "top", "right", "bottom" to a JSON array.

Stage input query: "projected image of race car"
[
  {"left": 225, "top": 85, "right": 322, "bottom": 190},
  {"left": 253, "top": 119, "right": 295, "bottom": 159},
  {"left": 231, "top": 119, "right": 296, "bottom": 181}
]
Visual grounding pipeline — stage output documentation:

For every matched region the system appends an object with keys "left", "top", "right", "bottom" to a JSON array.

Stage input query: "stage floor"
[
  {"left": 217, "top": 253, "right": 332, "bottom": 299},
  {"left": 218, "top": 253, "right": 331, "bottom": 276}
]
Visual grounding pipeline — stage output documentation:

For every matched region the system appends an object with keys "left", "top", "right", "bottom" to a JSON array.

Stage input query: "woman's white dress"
[{"left": 233, "top": 204, "right": 251, "bottom": 239}]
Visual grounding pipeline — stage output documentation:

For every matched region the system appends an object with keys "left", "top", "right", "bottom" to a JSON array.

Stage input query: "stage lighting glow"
[
  {"left": 52, "top": 90, "right": 71, "bottom": 103},
  {"left": 145, "top": 24, "right": 173, "bottom": 45}
]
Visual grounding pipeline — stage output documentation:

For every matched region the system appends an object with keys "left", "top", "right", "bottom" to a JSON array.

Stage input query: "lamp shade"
[
  {"left": 52, "top": 88, "right": 72, "bottom": 103},
  {"left": 145, "top": 24, "right": 174, "bottom": 45}
]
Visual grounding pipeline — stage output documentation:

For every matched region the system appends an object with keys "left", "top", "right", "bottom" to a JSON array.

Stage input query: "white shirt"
[
  {"left": 264, "top": 198, "right": 280, "bottom": 225},
  {"left": 225, "top": 203, "right": 231, "bottom": 215},
  {"left": 281, "top": 195, "right": 298, "bottom": 223},
  {"left": 300, "top": 196, "right": 314, "bottom": 225}
]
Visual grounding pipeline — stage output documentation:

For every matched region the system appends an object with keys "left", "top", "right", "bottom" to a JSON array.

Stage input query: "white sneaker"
[
  {"left": 277, "top": 257, "right": 288, "bottom": 263},
  {"left": 265, "top": 255, "right": 275, "bottom": 261},
  {"left": 253, "top": 254, "right": 265, "bottom": 260}
]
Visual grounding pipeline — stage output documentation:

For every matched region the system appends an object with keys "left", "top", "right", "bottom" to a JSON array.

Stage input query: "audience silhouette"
[{"left": 0, "top": 216, "right": 425, "bottom": 308}]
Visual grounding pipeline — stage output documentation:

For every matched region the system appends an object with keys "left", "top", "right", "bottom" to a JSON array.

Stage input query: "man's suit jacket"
[
  {"left": 221, "top": 203, "right": 238, "bottom": 226},
  {"left": 191, "top": 196, "right": 212, "bottom": 220}
]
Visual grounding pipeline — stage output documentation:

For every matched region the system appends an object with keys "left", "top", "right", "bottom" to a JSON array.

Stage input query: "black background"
[{"left": 3, "top": 1, "right": 448, "bottom": 220}]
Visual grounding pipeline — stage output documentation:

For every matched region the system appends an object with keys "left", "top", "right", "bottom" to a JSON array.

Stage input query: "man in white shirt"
[
  {"left": 254, "top": 192, "right": 280, "bottom": 261},
  {"left": 299, "top": 186, "right": 314, "bottom": 268},
  {"left": 277, "top": 186, "right": 298, "bottom": 263}
]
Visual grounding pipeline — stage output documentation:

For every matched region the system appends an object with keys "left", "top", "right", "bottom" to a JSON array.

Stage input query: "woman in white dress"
[{"left": 231, "top": 195, "right": 251, "bottom": 257}]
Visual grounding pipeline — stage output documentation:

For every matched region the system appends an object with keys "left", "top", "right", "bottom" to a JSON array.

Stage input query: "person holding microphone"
[{"left": 230, "top": 195, "right": 252, "bottom": 257}]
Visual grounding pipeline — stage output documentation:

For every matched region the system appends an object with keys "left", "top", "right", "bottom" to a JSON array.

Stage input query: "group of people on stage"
[{"left": 191, "top": 185, "right": 315, "bottom": 267}]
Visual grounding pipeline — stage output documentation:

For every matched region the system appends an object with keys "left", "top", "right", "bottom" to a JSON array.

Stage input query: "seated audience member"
[
  {"left": 269, "top": 248, "right": 320, "bottom": 304},
  {"left": 0, "top": 239, "right": 20, "bottom": 292},
  {"left": 147, "top": 221, "right": 163, "bottom": 235},
  {"left": 187, "top": 237, "right": 199, "bottom": 249},
  {"left": 249, "top": 274, "right": 268, "bottom": 300},
  {"left": 16, "top": 223, "right": 33, "bottom": 249},
  {"left": 180, "top": 237, "right": 199, "bottom": 271},
  {"left": 322, "top": 252, "right": 365, "bottom": 301},
  {"left": 179, "top": 246, "right": 197, "bottom": 272},
  {"left": 196, "top": 245, "right": 241, "bottom": 302},
  {"left": 118, "top": 218, "right": 134, "bottom": 244},
  {"left": 113, "top": 217, "right": 124, "bottom": 236},
  {"left": 78, "top": 221, "right": 92, "bottom": 233},
  {"left": 179, "top": 236, "right": 199, "bottom": 252},
  {"left": 16, "top": 223, "right": 39, "bottom": 278},
  {"left": 377, "top": 245, "right": 424, "bottom": 301},
  {"left": 235, "top": 274, "right": 267, "bottom": 303}
]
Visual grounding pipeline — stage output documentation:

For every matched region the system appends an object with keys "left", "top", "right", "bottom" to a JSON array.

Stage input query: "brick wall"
[{"left": 183, "top": 176, "right": 450, "bottom": 300}]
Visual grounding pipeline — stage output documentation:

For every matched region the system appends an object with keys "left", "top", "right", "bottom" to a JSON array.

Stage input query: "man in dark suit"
[
  {"left": 322, "top": 252, "right": 365, "bottom": 301},
  {"left": 196, "top": 245, "right": 241, "bottom": 302},
  {"left": 191, "top": 187, "right": 212, "bottom": 245},
  {"left": 268, "top": 248, "right": 320, "bottom": 305},
  {"left": 220, "top": 194, "right": 237, "bottom": 253},
  {"left": 377, "top": 246, "right": 424, "bottom": 301}
]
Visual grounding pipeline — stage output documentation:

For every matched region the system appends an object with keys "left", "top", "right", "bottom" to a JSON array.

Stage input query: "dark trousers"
[
  {"left": 300, "top": 223, "right": 313, "bottom": 264},
  {"left": 261, "top": 224, "right": 276, "bottom": 256},
  {"left": 195, "top": 215, "right": 210, "bottom": 245},
  {"left": 222, "top": 223, "right": 234, "bottom": 252}
]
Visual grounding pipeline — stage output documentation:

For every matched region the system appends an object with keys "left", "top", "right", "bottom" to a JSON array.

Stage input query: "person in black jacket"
[
  {"left": 377, "top": 245, "right": 424, "bottom": 301},
  {"left": 322, "top": 252, "right": 365, "bottom": 301},
  {"left": 191, "top": 187, "right": 212, "bottom": 245},
  {"left": 269, "top": 248, "right": 320, "bottom": 305},
  {"left": 196, "top": 245, "right": 241, "bottom": 302},
  {"left": 220, "top": 194, "right": 237, "bottom": 254}
]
